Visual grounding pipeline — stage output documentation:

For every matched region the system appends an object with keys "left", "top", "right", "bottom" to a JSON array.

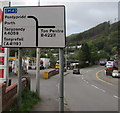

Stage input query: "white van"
[{"left": 105, "top": 61, "right": 114, "bottom": 68}]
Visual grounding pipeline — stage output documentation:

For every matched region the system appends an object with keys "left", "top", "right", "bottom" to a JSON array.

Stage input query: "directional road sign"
[{"left": 2, "top": 6, "right": 65, "bottom": 48}]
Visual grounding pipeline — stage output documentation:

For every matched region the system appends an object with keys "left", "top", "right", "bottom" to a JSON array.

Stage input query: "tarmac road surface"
[{"left": 64, "top": 65, "right": 119, "bottom": 111}]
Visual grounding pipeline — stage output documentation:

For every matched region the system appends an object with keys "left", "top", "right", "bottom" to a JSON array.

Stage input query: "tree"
[
  {"left": 81, "top": 43, "right": 91, "bottom": 62},
  {"left": 47, "top": 51, "right": 57, "bottom": 68},
  {"left": 88, "top": 41, "right": 98, "bottom": 64},
  {"left": 77, "top": 43, "right": 91, "bottom": 67},
  {"left": 97, "top": 50, "right": 109, "bottom": 59},
  {"left": 9, "top": 50, "right": 16, "bottom": 57},
  {"left": 22, "top": 48, "right": 36, "bottom": 57}
]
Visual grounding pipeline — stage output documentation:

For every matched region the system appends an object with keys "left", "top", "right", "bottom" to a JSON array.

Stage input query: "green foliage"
[
  {"left": 87, "top": 41, "right": 98, "bottom": 64},
  {"left": 22, "top": 48, "right": 36, "bottom": 57},
  {"left": 97, "top": 50, "right": 109, "bottom": 59},
  {"left": 47, "top": 51, "right": 57, "bottom": 68},
  {"left": 109, "top": 21, "right": 119, "bottom": 32},
  {"left": 67, "top": 22, "right": 110, "bottom": 44},
  {"left": 9, "top": 50, "right": 16, "bottom": 57},
  {"left": 9, "top": 88, "right": 40, "bottom": 112},
  {"left": 76, "top": 43, "right": 91, "bottom": 67}
]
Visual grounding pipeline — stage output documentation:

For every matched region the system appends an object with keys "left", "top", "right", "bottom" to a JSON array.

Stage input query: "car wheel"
[{"left": 106, "top": 71, "right": 109, "bottom": 75}]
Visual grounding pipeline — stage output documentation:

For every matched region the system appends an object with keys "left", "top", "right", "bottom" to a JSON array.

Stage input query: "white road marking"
[
  {"left": 91, "top": 84, "right": 106, "bottom": 92},
  {"left": 113, "top": 95, "right": 120, "bottom": 99},
  {"left": 91, "top": 84, "right": 98, "bottom": 88},
  {"left": 80, "top": 75, "right": 89, "bottom": 84},
  {"left": 57, "top": 83, "right": 60, "bottom": 94},
  {"left": 84, "top": 79, "right": 89, "bottom": 84},
  {"left": 113, "top": 95, "right": 118, "bottom": 98}
]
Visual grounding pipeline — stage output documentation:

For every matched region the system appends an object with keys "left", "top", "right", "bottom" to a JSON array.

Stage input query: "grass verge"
[{"left": 9, "top": 88, "right": 40, "bottom": 112}]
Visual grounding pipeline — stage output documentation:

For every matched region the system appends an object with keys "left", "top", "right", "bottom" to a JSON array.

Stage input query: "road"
[{"left": 64, "top": 65, "right": 119, "bottom": 111}]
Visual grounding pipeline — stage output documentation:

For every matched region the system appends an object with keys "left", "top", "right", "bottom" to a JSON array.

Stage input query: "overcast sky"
[{"left": 1, "top": 0, "right": 119, "bottom": 36}]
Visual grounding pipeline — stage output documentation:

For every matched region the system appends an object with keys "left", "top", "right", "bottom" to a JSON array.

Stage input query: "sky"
[{"left": 0, "top": 0, "right": 119, "bottom": 37}]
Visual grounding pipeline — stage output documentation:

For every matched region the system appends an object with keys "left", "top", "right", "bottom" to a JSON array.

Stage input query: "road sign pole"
[
  {"left": 6, "top": 48, "right": 9, "bottom": 86},
  {"left": 59, "top": 48, "right": 64, "bottom": 111},
  {"left": 17, "top": 48, "right": 22, "bottom": 107},
  {"left": 36, "top": 48, "right": 40, "bottom": 97}
]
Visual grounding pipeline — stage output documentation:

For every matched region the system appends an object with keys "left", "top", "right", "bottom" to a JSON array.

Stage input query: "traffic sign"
[{"left": 2, "top": 6, "right": 66, "bottom": 48}]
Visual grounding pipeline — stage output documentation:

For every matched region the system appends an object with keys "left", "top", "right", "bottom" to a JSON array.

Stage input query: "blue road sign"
[{"left": 5, "top": 8, "right": 17, "bottom": 14}]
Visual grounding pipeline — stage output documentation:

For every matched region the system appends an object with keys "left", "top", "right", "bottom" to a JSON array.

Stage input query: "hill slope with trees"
[{"left": 67, "top": 21, "right": 119, "bottom": 67}]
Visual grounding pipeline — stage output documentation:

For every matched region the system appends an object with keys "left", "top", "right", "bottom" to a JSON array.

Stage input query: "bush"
[{"left": 9, "top": 88, "right": 40, "bottom": 112}]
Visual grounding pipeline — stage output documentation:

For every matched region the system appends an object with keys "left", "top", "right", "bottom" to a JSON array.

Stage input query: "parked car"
[
  {"left": 40, "top": 66, "right": 44, "bottom": 70},
  {"left": 105, "top": 68, "right": 113, "bottom": 76},
  {"left": 105, "top": 61, "right": 114, "bottom": 68},
  {"left": 112, "top": 70, "right": 120, "bottom": 78},
  {"left": 73, "top": 68, "right": 80, "bottom": 74},
  {"left": 99, "top": 58, "right": 107, "bottom": 66},
  {"left": 55, "top": 68, "right": 59, "bottom": 72}
]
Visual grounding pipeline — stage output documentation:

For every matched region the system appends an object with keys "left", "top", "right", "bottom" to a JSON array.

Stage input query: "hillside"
[
  {"left": 66, "top": 21, "right": 119, "bottom": 63},
  {"left": 67, "top": 21, "right": 119, "bottom": 46}
]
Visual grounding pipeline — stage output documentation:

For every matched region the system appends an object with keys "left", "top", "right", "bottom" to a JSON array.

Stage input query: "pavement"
[
  {"left": 9, "top": 69, "right": 70, "bottom": 111},
  {"left": 28, "top": 70, "right": 70, "bottom": 111}
]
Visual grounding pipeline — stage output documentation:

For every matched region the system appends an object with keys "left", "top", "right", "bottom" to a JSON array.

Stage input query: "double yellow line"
[{"left": 96, "top": 69, "right": 116, "bottom": 86}]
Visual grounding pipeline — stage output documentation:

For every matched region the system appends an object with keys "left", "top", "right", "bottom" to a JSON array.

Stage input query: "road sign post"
[
  {"left": 59, "top": 48, "right": 64, "bottom": 111},
  {"left": 17, "top": 48, "right": 22, "bottom": 107},
  {"left": 36, "top": 48, "right": 40, "bottom": 97}
]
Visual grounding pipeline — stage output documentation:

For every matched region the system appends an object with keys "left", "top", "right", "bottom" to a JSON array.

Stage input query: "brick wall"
[{"left": 0, "top": 78, "right": 27, "bottom": 111}]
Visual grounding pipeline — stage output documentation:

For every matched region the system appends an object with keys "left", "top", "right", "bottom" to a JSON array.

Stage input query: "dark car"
[
  {"left": 40, "top": 66, "right": 44, "bottom": 70},
  {"left": 73, "top": 68, "right": 80, "bottom": 74},
  {"left": 105, "top": 67, "right": 118, "bottom": 76},
  {"left": 105, "top": 68, "right": 112, "bottom": 76}
]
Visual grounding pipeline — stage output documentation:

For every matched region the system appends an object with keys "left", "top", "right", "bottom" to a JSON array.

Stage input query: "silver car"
[
  {"left": 112, "top": 70, "right": 120, "bottom": 78},
  {"left": 73, "top": 68, "right": 80, "bottom": 74}
]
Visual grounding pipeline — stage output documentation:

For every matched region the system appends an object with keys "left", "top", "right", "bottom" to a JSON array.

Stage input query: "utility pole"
[
  {"left": 36, "top": 48, "right": 40, "bottom": 97},
  {"left": 17, "top": 48, "right": 22, "bottom": 107},
  {"left": 36, "top": 0, "right": 40, "bottom": 97},
  {"left": 65, "top": 45, "right": 68, "bottom": 70},
  {"left": 6, "top": 1, "right": 11, "bottom": 86},
  {"left": 59, "top": 48, "right": 64, "bottom": 111}
]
